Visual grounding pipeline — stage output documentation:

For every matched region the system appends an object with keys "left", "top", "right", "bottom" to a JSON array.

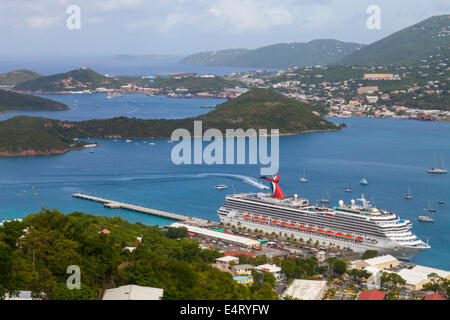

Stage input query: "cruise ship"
[{"left": 217, "top": 175, "right": 430, "bottom": 260}]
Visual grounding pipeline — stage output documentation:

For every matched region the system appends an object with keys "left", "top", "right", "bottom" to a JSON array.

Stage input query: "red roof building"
[
  {"left": 100, "top": 229, "right": 111, "bottom": 235},
  {"left": 424, "top": 294, "right": 447, "bottom": 300},
  {"left": 357, "top": 290, "right": 386, "bottom": 300}
]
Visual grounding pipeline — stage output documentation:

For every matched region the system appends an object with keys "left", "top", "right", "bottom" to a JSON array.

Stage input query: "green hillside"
[
  {"left": 0, "top": 89, "right": 341, "bottom": 156},
  {"left": 0, "top": 208, "right": 277, "bottom": 299},
  {"left": 0, "top": 89, "right": 69, "bottom": 113},
  {"left": 148, "top": 75, "right": 243, "bottom": 93},
  {"left": 339, "top": 15, "right": 450, "bottom": 66},
  {"left": 0, "top": 69, "right": 41, "bottom": 86},
  {"left": 180, "top": 40, "right": 365, "bottom": 68},
  {"left": 12, "top": 67, "right": 124, "bottom": 92}
]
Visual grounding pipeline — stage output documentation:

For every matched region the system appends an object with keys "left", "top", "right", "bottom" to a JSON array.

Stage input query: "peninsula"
[{"left": 0, "top": 89, "right": 343, "bottom": 157}]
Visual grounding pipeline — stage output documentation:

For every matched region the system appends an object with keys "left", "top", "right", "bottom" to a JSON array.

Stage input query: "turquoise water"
[{"left": 0, "top": 95, "right": 449, "bottom": 269}]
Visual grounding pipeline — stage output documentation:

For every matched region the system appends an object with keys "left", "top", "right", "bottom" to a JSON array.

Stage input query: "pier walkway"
[{"left": 73, "top": 193, "right": 207, "bottom": 224}]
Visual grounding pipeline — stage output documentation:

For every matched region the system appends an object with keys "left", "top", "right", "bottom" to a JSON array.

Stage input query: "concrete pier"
[{"left": 73, "top": 193, "right": 205, "bottom": 223}]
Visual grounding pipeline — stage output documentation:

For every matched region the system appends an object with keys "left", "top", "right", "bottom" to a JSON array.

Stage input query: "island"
[
  {"left": 0, "top": 69, "right": 41, "bottom": 87},
  {"left": 0, "top": 88, "right": 343, "bottom": 157},
  {"left": 0, "top": 89, "right": 69, "bottom": 114}
]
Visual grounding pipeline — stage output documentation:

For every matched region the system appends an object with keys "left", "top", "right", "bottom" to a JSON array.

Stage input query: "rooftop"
[
  {"left": 282, "top": 279, "right": 328, "bottom": 300},
  {"left": 216, "top": 256, "right": 239, "bottom": 263},
  {"left": 364, "top": 254, "right": 398, "bottom": 266},
  {"left": 358, "top": 290, "right": 386, "bottom": 300},
  {"left": 102, "top": 285, "right": 163, "bottom": 300},
  {"left": 256, "top": 264, "right": 282, "bottom": 273}
]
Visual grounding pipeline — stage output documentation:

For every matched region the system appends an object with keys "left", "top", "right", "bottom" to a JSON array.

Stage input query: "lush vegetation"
[
  {"left": 339, "top": 15, "right": 450, "bottom": 66},
  {"left": 0, "top": 89, "right": 68, "bottom": 113},
  {"left": 12, "top": 68, "right": 124, "bottom": 92},
  {"left": 0, "top": 89, "right": 340, "bottom": 155},
  {"left": 148, "top": 75, "right": 242, "bottom": 93},
  {"left": 361, "top": 250, "right": 378, "bottom": 260},
  {"left": 181, "top": 40, "right": 365, "bottom": 68},
  {"left": 0, "top": 70, "right": 41, "bottom": 86},
  {"left": 181, "top": 40, "right": 364, "bottom": 68},
  {"left": 0, "top": 209, "right": 276, "bottom": 300}
]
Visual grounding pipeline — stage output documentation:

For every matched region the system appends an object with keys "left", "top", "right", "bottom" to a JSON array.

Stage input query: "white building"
[
  {"left": 215, "top": 256, "right": 239, "bottom": 270},
  {"left": 282, "top": 280, "right": 327, "bottom": 300},
  {"left": 255, "top": 264, "right": 285, "bottom": 281},
  {"left": 102, "top": 285, "right": 163, "bottom": 300}
]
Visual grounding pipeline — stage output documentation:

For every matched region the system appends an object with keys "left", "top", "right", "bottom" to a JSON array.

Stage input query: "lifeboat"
[
  {"left": 298, "top": 225, "right": 306, "bottom": 229},
  {"left": 356, "top": 237, "right": 363, "bottom": 241},
  {"left": 307, "top": 227, "right": 315, "bottom": 231},
  {"left": 325, "top": 231, "right": 333, "bottom": 235},
  {"left": 271, "top": 220, "right": 279, "bottom": 224},
  {"left": 252, "top": 217, "right": 259, "bottom": 220},
  {"left": 244, "top": 215, "right": 251, "bottom": 219},
  {"left": 289, "top": 224, "right": 297, "bottom": 228},
  {"left": 336, "top": 233, "right": 344, "bottom": 237},
  {"left": 260, "top": 218, "right": 268, "bottom": 222},
  {"left": 281, "top": 222, "right": 289, "bottom": 226},
  {"left": 345, "top": 235, "right": 353, "bottom": 239},
  {"left": 317, "top": 229, "right": 324, "bottom": 233}
]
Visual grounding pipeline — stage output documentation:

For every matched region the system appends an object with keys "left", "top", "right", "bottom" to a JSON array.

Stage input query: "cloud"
[
  {"left": 26, "top": 15, "right": 61, "bottom": 29},
  {"left": 208, "top": 0, "right": 294, "bottom": 32}
]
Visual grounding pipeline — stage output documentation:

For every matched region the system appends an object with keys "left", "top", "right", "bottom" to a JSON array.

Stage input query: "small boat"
[
  {"left": 89, "top": 149, "right": 95, "bottom": 153},
  {"left": 149, "top": 137, "right": 156, "bottom": 146},
  {"left": 299, "top": 169, "right": 308, "bottom": 182},
  {"left": 404, "top": 185, "right": 412, "bottom": 199},
  {"left": 418, "top": 215, "right": 434, "bottom": 222},
  {"left": 125, "top": 139, "right": 132, "bottom": 143},
  {"left": 360, "top": 178, "right": 368, "bottom": 186},
  {"left": 428, "top": 153, "right": 448, "bottom": 174},
  {"left": 438, "top": 199, "right": 444, "bottom": 204},
  {"left": 215, "top": 185, "right": 228, "bottom": 190},
  {"left": 345, "top": 186, "right": 352, "bottom": 193},
  {"left": 429, "top": 208, "right": 436, "bottom": 213}
]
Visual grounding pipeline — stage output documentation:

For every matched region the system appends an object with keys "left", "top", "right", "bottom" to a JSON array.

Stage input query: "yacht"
[
  {"left": 418, "top": 215, "right": 434, "bottom": 223},
  {"left": 404, "top": 185, "right": 412, "bottom": 199},
  {"left": 360, "top": 178, "right": 368, "bottom": 186},
  {"left": 215, "top": 185, "right": 228, "bottom": 190},
  {"left": 299, "top": 169, "right": 308, "bottom": 182},
  {"left": 428, "top": 153, "right": 448, "bottom": 174}
]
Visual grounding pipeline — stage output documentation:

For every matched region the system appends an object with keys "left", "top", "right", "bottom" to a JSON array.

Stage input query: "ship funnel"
[{"left": 260, "top": 175, "right": 285, "bottom": 199}]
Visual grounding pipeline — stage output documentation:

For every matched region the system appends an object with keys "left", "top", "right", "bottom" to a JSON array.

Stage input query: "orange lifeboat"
[
  {"left": 336, "top": 233, "right": 344, "bottom": 237},
  {"left": 281, "top": 222, "right": 289, "bottom": 226},
  {"left": 317, "top": 229, "right": 324, "bottom": 233},
  {"left": 244, "top": 215, "right": 251, "bottom": 219},
  {"left": 345, "top": 235, "right": 353, "bottom": 239},
  {"left": 325, "top": 231, "right": 333, "bottom": 235},
  {"left": 289, "top": 224, "right": 297, "bottom": 228},
  {"left": 356, "top": 237, "right": 363, "bottom": 241},
  {"left": 307, "top": 227, "right": 315, "bottom": 231},
  {"left": 298, "top": 225, "right": 306, "bottom": 229},
  {"left": 271, "top": 220, "right": 279, "bottom": 224}
]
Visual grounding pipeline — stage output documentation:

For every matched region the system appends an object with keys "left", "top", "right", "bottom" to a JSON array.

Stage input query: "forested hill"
[
  {"left": 0, "top": 208, "right": 278, "bottom": 300},
  {"left": 0, "top": 69, "right": 41, "bottom": 86},
  {"left": 12, "top": 67, "right": 123, "bottom": 92},
  {"left": 0, "top": 89, "right": 69, "bottom": 113},
  {"left": 0, "top": 89, "right": 342, "bottom": 157},
  {"left": 338, "top": 15, "right": 450, "bottom": 66},
  {"left": 180, "top": 40, "right": 365, "bottom": 68}
]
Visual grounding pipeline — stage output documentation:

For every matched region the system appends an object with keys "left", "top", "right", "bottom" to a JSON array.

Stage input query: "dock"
[{"left": 72, "top": 193, "right": 205, "bottom": 223}]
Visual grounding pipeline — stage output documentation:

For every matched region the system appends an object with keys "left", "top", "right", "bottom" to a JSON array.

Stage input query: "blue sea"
[{"left": 0, "top": 93, "right": 449, "bottom": 270}]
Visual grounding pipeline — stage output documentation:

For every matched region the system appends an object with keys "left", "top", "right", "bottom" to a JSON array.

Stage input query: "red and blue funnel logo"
[{"left": 260, "top": 175, "right": 285, "bottom": 199}]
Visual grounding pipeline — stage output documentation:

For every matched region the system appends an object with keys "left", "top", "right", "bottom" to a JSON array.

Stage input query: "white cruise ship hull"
[{"left": 219, "top": 213, "right": 426, "bottom": 260}]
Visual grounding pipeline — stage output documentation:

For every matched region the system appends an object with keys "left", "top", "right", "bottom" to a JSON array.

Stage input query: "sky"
[{"left": 0, "top": 0, "right": 448, "bottom": 58}]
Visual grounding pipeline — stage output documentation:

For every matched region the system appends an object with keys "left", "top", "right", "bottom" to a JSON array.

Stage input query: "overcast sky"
[{"left": 0, "top": 0, "right": 448, "bottom": 57}]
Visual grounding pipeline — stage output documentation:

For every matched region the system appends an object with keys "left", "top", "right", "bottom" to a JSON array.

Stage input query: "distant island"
[
  {"left": 12, "top": 67, "right": 124, "bottom": 93},
  {"left": 0, "top": 89, "right": 343, "bottom": 157},
  {"left": 180, "top": 39, "right": 365, "bottom": 68},
  {"left": 0, "top": 89, "right": 69, "bottom": 114},
  {"left": 0, "top": 69, "right": 41, "bottom": 87}
]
